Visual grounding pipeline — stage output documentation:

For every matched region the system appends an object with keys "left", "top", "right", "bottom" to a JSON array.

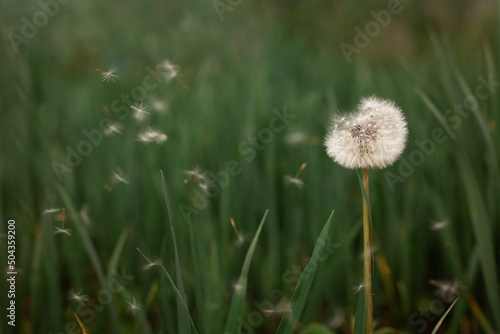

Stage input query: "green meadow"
[{"left": 1, "top": 0, "right": 499, "bottom": 333}]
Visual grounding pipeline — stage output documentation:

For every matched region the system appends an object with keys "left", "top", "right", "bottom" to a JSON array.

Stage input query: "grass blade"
[
  {"left": 353, "top": 291, "right": 367, "bottom": 334},
  {"left": 57, "top": 185, "right": 121, "bottom": 332},
  {"left": 223, "top": 210, "right": 269, "bottom": 334},
  {"left": 276, "top": 210, "right": 335, "bottom": 334},
  {"left": 106, "top": 228, "right": 129, "bottom": 280},
  {"left": 74, "top": 312, "right": 91, "bottom": 334},
  {"left": 430, "top": 298, "right": 459, "bottom": 334},
  {"left": 160, "top": 170, "right": 190, "bottom": 334},
  {"left": 458, "top": 156, "right": 500, "bottom": 330}
]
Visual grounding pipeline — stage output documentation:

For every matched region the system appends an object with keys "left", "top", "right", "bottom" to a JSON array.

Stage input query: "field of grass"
[{"left": 1, "top": 0, "right": 499, "bottom": 333}]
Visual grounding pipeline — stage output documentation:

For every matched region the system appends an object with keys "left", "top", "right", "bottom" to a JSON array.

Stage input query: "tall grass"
[{"left": 0, "top": 0, "right": 499, "bottom": 333}]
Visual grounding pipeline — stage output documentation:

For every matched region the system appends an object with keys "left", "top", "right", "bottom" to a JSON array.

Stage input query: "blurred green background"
[{"left": 1, "top": 0, "right": 499, "bottom": 333}]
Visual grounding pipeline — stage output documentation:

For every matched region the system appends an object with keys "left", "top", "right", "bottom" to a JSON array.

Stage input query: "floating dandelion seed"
[
  {"left": 136, "top": 128, "right": 167, "bottom": 144},
  {"left": 283, "top": 162, "right": 307, "bottom": 189},
  {"left": 53, "top": 226, "right": 71, "bottom": 237},
  {"left": 230, "top": 218, "right": 245, "bottom": 245},
  {"left": 158, "top": 60, "right": 180, "bottom": 80},
  {"left": 284, "top": 131, "right": 308, "bottom": 145},
  {"left": 80, "top": 204, "right": 90, "bottom": 225},
  {"left": 104, "top": 122, "right": 123, "bottom": 136},
  {"left": 184, "top": 167, "right": 205, "bottom": 182},
  {"left": 127, "top": 297, "right": 142, "bottom": 313},
  {"left": 352, "top": 281, "right": 365, "bottom": 294},
  {"left": 429, "top": 279, "right": 464, "bottom": 302},
  {"left": 96, "top": 68, "right": 119, "bottom": 83},
  {"left": 111, "top": 168, "right": 129, "bottom": 184},
  {"left": 325, "top": 96, "right": 408, "bottom": 169},
  {"left": 143, "top": 260, "right": 162, "bottom": 270},
  {"left": 431, "top": 219, "right": 449, "bottom": 231},
  {"left": 69, "top": 289, "right": 88, "bottom": 304},
  {"left": 42, "top": 208, "right": 61, "bottom": 215},
  {"left": 131, "top": 102, "right": 149, "bottom": 121}
]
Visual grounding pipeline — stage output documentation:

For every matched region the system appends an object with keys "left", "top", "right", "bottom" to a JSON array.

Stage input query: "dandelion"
[
  {"left": 143, "top": 259, "right": 162, "bottom": 270},
  {"left": 325, "top": 96, "right": 408, "bottom": 169},
  {"left": 431, "top": 219, "right": 449, "bottom": 231},
  {"left": 96, "top": 68, "right": 119, "bottom": 83},
  {"left": 53, "top": 226, "right": 71, "bottom": 237},
  {"left": 324, "top": 96, "right": 408, "bottom": 334},
  {"left": 103, "top": 122, "right": 123, "bottom": 136},
  {"left": 69, "top": 289, "right": 88, "bottom": 304},
  {"left": 127, "top": 297, "right": 142, "bottom": 313},
  {"left": 136, "top": 128, "right": 167, "bottom": 144}
]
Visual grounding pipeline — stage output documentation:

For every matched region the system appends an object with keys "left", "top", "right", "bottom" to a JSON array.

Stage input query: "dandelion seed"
[
  {"left": 324, "top": 96, "right": 408, "bottom": 169},
  {"left": 158, "top": 60, "right": 180, "bottom": 80},
  {"left": 230, "top": 218, "right": 245, "bottom": 245},
  {"left": 80, "top": 204, "right": 90, "bottom": 225},
  {"left": 352, "top": 282, "right": 365, "bottom": 294},
  {"left": 96, "top": 68, "right": 119, "bottom": 83},
  {"left": 131, "top": 102, "right": 150, "bottom": 121},
  {"left": 53, "top": 226, "right": 71, "bottom": 237},
  {"left": 184, "top": 167, "right": 205, "bottom": 182},
  {"left": 69, "top": 289, "right": 88, "bottom": 304},
  {"left": 111, "top": 168, "right": 129, "bottom": 184},
  {"left": 103, "top": 122, "right": 123, "bottom": 136},
  {"left": 127, "top": 297, "right": 142, "bottom": 313},
  {"left": 429, "top": 279, "right": 464, "bottom": 302},
  {"left": 431, "top": 220, "right": 449, "bottom": 231},
  {"left": 152, "top": 99, "right": 168, "bottom": 113},
  {"left": 42, "top": 208, "right": 61, "bottom": 215},
  {"left": 283, "top": 175, "right": 305, "bottom": 189},
  {"left": 136, "top": 128, "right": 167, "bottom": 144},
  {"left": 143, "top": 260, "right": 162, "bottom": 270},
  {"left": 233, "top": 282, "right": 243, "bottom": 291},
  {"left": 284, "top": 131, "right": 308, "bottom": 145}
]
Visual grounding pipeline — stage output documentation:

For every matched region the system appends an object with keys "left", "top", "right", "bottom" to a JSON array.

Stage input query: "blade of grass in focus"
[
  {"left": 223, "top": 210, "right": 269, "bottom": 334},
  {"left": 276, "top": 210, "right": 335, "bottom": 334}
]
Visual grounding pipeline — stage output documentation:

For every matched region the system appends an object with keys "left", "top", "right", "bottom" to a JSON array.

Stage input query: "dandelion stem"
[{"left": 362, "top": 167, "right": 373, "bottom": 333}]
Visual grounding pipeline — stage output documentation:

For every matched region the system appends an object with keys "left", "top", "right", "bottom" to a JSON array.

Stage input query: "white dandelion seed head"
[
  {"left": 103, "top": 122, "right": 123, "bottom": 136},
  {"left": 324, "top": 96, "right": 408, "bottom": 169},
  {"left": 53, "top": 226, "right": 71, "bottom": 237},
  {"left": 136, "top": 128, "right": 168, "bottom": 144},
  {"left": 131, "top": 104, "right": 150, "bottom": 122},
  {"left": 283, "top": 175, "right": 305, "bottom": 189},
  {"left": 100, "top": 68, "right": 119, "bottom": 83}
]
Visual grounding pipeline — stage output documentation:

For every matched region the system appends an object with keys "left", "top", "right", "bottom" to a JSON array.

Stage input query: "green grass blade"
[
  {"left": 353, "top": 291, "right": 367, "bottom": 334},
  {"left": 74, "top": 312, "right": 91, "bottom": 334},
  {"left": 415, "top": 87, "right": 457, "bottom": 142},
  {"left": 137, "top": 248, "right": 200, "bottom": 334},
  {"left": 160, "top": 170, "right": 190, "bottom": 334},
  {"left": 223, "top": 210, "right": 269, "bottom": 334},
  {"left": 57, "top": 185, "right": 121, "bottom": 332},
  {"left": 276, "top": 210, "right": 335, "bottom": 334},
  {"left": 431, "top": 298, "right": 459, "bottom": 334},
  {"left": 106, "top": 228, "right": 129, "bottom": 280},
  {"left": 458, "top": 156, "right": 500, "bottom": 330}
]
